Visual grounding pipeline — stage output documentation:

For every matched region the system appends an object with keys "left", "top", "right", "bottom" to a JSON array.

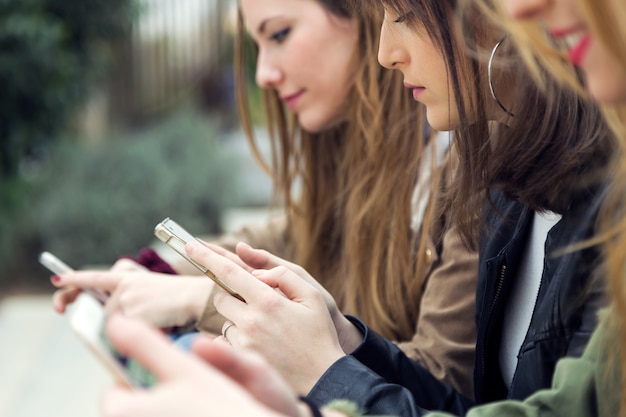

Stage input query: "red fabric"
[{"left": 121, "top": 248, "right": 178, "bottom": 275}]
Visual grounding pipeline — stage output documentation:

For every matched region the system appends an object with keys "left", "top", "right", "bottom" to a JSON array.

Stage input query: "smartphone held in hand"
[
  {"left": 154, "top": 217, "right": 244, "bottom": 301},
  {"left": 38, "top": 251, "right": 109, "bottom": 304},
  {"left": 69, "top": 292, "right": 156, "bottom": 388}
]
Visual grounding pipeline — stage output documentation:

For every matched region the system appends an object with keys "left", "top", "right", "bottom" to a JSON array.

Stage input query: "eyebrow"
[{"left": 258, "top": 16, "right": 280, "bottom": 35}]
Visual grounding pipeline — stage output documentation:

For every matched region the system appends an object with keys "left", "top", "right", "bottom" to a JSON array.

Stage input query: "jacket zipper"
[{"left": 480, "top": 262, "right": 507, "bottom": 383}]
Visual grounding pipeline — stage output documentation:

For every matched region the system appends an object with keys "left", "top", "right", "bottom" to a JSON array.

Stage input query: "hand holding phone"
[
  {"left": 69, "top": 293, "right": 156, "bottom": 388},
  {"left": 154, "top": 218, "right": 244, "bottom": 302},
  {"left": 39, "top": 251, "right": 109, "bottom": 304}
]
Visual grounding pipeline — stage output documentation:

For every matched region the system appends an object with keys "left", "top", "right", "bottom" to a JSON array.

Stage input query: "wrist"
[
  {"left": 186, "top": 278, "right": 215, "bottom": 322},
  {"left": 335, "top": 315, "right": 363, "bottom": 354}
]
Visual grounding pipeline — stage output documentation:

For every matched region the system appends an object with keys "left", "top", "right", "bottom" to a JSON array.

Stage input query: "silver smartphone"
[
  {"left": 69, "top": 292, "right": 156, "bottom": 388},
  {"left": 38, "top": 251, "right": 109, "bottom": 304},
  {"left": 154, "top": 217, "right": 244, "bottom": 302}
]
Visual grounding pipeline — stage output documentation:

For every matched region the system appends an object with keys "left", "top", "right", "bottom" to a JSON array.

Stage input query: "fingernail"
[
  {"left": 251, "top": 269, "right": 266, "bottom": 277},
  {"left": 51, "top": 275, "right": 61, "bottom": 283}
]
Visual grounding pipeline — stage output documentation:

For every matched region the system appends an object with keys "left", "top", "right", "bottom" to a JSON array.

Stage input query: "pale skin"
[
  {"left": 192, "top": 241, "right": 363, "bottom": 395},
  {"left": 51, "top": 259, "right": 215, "bottom": 330},
  {"left": 498, "top": 0, "right": 626, "bottom": 104},
  {"left": 101, "top": 315, "right": 347, "bottom": 417},
  {"left": 377, "top": 5, "right": 515, "bottom": 127}
]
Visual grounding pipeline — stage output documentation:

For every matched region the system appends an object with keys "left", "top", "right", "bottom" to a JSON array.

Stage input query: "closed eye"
[
  {"left": 394, "top": 12, "right": 414, "bottom": 23},
  {"left": 270, "top": 27, "right": 291, "bottom": 43}
]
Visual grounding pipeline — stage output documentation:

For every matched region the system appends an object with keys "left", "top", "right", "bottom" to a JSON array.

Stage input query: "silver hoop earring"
[{"left": 488, "top": 36, "right": 514, "bottom": 117}]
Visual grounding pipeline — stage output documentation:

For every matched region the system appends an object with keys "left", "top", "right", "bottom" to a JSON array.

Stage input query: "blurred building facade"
[{"left": 80, "top": 0, "right": 238, "bottom": 137}]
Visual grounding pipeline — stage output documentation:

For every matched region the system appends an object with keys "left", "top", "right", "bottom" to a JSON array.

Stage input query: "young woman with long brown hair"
[
  {"left": 95, "top": 0, "right": 626, "bottom": 417},
  {"left": 139, "top": 0, "right": 611, "bottom": 412},
  {"left": 51, "top": 0, "right": 478, "bottom": 398}
]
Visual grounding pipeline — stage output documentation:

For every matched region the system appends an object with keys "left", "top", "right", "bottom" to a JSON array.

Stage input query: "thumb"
[
  {"left": 191, "top": 337, "right": 263, "bottom": 383},
  {"left": 100, "top": 386, "right": 149, "bottom": 417},
  {"left": 191, "top": 336, "right": 299, "bottom": 416},
  {"left": 105, "top": 315, "right": 200, "bottom": 381}
]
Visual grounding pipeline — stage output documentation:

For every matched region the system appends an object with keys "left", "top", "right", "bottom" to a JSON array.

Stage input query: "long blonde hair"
[
  {"left": 468, "top": 0, "right": 626, "bottom": 414},
  {"left": 583, "top": 3, "right": 626, "bottom": 416},
  {"left": 235, "top": 2, "right": 429, "bottom": 341}
]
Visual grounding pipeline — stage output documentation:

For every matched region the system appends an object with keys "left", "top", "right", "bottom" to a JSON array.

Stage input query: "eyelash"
[
  {"left": 393, "top": 12, "right": 413, "bottom": 23},
  {"left": 270, "top": 28, "right": 291, "bottom": 43}
]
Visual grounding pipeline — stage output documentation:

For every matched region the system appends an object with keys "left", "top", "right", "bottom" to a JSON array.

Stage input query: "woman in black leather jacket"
[{"left": 151, "top": 1, "right": 615, "bottom": 416}]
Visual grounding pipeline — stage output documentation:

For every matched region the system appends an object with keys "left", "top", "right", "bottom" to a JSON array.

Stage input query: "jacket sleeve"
[
  {"left": 194, "top": 213, "right": 291, "bottom": 333},
  {"left": 396, "top": 224, "right": 478, "bottom": 399},
  {"left": 423, "top": 310, "right": 617, "bottom": 417},
  {"left": 307, "top": 316, "right": 474, "bottom": 416}
]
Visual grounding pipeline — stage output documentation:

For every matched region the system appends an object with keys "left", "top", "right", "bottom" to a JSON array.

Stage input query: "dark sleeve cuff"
[
  {"left": 340, "top": 316, "right": 474, "bottom": 414},
  {"left": 306, "top": 355, "right": 426, "bottom": 417}
]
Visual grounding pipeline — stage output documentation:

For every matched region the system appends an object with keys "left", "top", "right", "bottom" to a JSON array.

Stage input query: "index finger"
[
  {"left": 185, "top": 241, "right": 271, "bottom": 302},
  {"left": 199, "top": 241, "right": 255, "bottom": 273},
  {"left": 53, "top": 270, "right": 122, "bottom": 292}
]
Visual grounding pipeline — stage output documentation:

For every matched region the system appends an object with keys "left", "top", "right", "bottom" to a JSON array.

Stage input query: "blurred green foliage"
[
  {"left": 0, "top": 0, "right": 136, "bottom": 177},
  {"left": 0, "top": 110, "right": 241, "bottom": 291}
]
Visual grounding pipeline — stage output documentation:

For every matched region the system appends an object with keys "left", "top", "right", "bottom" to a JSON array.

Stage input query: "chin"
[
  {"left": 298, "top": 113, "right": 344, "bottom": 134},
  {"left": 426, "top": 112, "right": 459, "bottom": 133}
]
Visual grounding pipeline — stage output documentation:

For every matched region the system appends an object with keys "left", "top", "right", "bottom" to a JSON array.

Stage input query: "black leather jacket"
[{"left": 307, "top": 189, "right": 607, "bottom": 416}]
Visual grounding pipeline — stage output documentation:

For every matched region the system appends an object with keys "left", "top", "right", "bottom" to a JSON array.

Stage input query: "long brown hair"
[
  {"left": 380, "top": 0, "right": 613, "bottom": 250},
  {"left": 235, "top": 1, "right": 428, "bottom": 341}
]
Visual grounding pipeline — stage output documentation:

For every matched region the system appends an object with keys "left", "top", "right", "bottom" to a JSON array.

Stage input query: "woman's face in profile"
[
  {"left": 240, "top": 0, "right": 358, "bottom": 133},
  {"left": 377, "top": 6, "right": 462, "bottom": 131},
  {"left": 500, "top": 0, "right": 626, "bottom": 104}
]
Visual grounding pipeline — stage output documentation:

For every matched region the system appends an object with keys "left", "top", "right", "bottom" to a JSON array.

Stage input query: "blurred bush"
[
  {"left": 0, "top": 0, "right": 136, "bottom": 177},
  {"left": 0, "top": 110, "right": 241, "bottom": 292}
]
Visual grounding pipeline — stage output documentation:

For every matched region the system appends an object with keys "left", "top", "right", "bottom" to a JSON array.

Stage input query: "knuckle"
[
  {"left": 256, "top": 290, "right": 282, "bottom": 313},
  {"left": 217, "top": 262, "right": 237, "bottom": 279}
]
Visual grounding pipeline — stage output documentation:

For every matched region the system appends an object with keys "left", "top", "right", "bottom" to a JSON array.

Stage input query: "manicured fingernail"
[{"left": 51, "top": 275, "right": 61, "bottom": 283}]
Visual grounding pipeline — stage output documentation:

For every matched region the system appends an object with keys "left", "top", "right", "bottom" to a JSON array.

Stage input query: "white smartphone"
[
  {"left": 68, "top": 292, "right": 156, "bottom": 388},
  {"left": 154, "top": 217, "right": 244, "bottom": 302},
  {"left": 38, "top": 251, "right": 109, "bottom": 304}
]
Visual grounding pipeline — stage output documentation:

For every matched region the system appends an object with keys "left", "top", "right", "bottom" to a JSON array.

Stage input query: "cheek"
[
  {"left": 587, "top": 72, "right": 626, "bottom": 104},
  {"left": 585, "top": 43, "right": 626, "bottom": 104}
]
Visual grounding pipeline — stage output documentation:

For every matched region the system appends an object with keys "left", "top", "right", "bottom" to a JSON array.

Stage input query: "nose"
[
  {"left": 377, "top": 18, "right": 406, "bottom": 70},
  {"left": 501, "top": 0, "right": 548, "bottom": 21},
  {"left": 255, "top": 49, "right": 283, "bottom": 89}
]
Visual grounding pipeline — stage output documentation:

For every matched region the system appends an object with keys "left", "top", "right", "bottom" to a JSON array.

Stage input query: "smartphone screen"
[
  {"left": 69, "top": 293, "right": 156, "bottom": 388},
  {"left": 98, "top": 326, "right": 157, "bottom": 388}
]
